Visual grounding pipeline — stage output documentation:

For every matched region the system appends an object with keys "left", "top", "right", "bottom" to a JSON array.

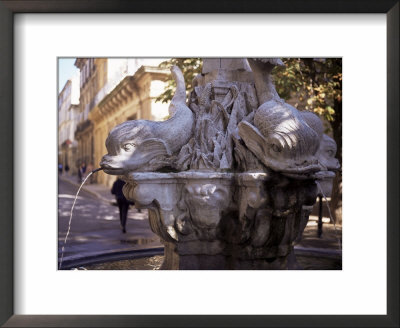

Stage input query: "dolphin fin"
[
  {"left": 134, "top": 138, "right": 172, "bottom": 158},
  {"left": 238, "top": 121, "right": 269, "bottom": 166},
  {"left": 127, "top": 138, "right": 173, "bottom": 171}
]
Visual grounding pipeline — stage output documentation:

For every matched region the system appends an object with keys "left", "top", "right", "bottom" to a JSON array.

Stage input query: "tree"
[
  {"left": 155, "top": 58, "right": 202, "bottom": 104},
  {"left": 273, "top": 58, "right": 342, "bottom": 224},
  {"left": 156, "top": 58, "right": 342, "bottom": 224}
]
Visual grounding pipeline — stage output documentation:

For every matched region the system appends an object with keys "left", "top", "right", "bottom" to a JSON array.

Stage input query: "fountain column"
[{"left": 102, "top": 58, "right": 339, "bottom": 270}]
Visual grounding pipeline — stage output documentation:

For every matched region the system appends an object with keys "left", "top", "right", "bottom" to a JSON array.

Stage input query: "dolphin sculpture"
[
  {"left": 300, "top": 110, "right": 340, "bottom": 173},
  {"left": 100, "top": 65, "right": 194, "bottom": 174},
  {"left": 238, "top": 58, "right": 322, "bottom": 177}
]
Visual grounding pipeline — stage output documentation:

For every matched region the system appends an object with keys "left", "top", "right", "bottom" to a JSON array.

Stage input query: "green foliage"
[
  {"left": 273, "top": 58, "right": 342, "bottom": 122},
  {"left": 156, "top": 58, "right": 342, "bottom": 125},
  {"left": 155, "top": 58, "right": 203, "bottom": 104}
]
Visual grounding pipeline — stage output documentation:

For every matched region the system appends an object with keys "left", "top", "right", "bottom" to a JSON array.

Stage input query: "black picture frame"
[{"left": 0, "top": 1, "right": 398, "bottom": 327}]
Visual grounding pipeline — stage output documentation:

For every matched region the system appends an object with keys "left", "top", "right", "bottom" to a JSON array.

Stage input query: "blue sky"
[{"left": 58, "top": 58, "right": 79, "bottom": 93}]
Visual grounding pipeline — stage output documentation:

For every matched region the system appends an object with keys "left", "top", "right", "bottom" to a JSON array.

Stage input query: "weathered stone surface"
[
  {"left": 122, "top": 171, "right": 318, "bottom": 269},
  {"left": 101, "top": 58, "right": 340, "bottom": 270},
  {"left": 202, "top": 58, "right": 251, "bottom": 73},
  {"left": 100, "top": 66, "right": 194, "bottom": 174},
  {"left": 315, "top": 134, "right": 340, "bottom": 197},
  {"left": 238, "top": 59, "right": 322, "bottom": 178}
]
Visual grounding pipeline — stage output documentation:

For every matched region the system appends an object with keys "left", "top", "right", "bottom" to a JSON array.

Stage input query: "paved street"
[{"left": 58, "top": 178, "right": 162, "bottom": 268}]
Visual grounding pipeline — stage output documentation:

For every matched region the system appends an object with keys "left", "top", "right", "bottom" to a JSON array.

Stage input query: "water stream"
[
  {"left": 315, "top": 181, "right": 342, "bottom": 251},
  {"left": 59, "top": 168, "right": 103, "bottom": 270}
]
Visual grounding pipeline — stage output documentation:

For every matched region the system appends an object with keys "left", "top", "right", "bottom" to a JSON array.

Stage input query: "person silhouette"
[
  {"left": 111, "top": 178, "right": 133, "bottom": 233},
  {"left": 78, "top": 162, "right": 86, "bottom": 183}
]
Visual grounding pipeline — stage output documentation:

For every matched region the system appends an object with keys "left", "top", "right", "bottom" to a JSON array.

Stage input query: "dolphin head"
[
  {"left": 316, "top": 134, "right": 340, "bottom": 172},
  {"left": 239, "top": 101, "right": 322, "bottom": 177},
  {"left": 100, "top": 120, "right": 167, "bottom": 175}
]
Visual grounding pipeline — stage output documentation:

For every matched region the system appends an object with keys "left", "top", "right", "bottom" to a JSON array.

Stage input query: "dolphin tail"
[
  {"left": 247, "top": 58, "right": 282, "bottom": 105},
  {"left": 169, "top": 66, "right": 187, "bottom": 115}
]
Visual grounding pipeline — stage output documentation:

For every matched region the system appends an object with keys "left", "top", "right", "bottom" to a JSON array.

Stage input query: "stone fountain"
[{"left": 100, "top": 58, "right": 340, "bottom": 270}]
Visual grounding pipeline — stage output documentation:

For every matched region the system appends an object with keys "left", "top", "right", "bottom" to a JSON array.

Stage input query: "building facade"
[
  {"left": 74, "top": 58, "right": 106, "bottom": 170},
  {"left": 58, "top": 72, "right": 80, "bottom": 175}
]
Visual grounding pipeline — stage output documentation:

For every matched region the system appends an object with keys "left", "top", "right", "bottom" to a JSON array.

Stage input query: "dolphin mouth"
[
  {"left": 103, "top": 168, "right": 125, "bottom": 175},
  {"left": 267, "top": 162, "right": 323, "bottom": 180},
  {"left": 100, "top": 163, "right": 125, "bottom": 175},
  {"left": 266, "top": 160, "right": 322, "bottom": 175},
  {"left": 281, "top": 163, "right": 322, "bottom": 174}
]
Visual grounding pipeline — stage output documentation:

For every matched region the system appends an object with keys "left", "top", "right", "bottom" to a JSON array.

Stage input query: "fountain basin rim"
[
  {"left": 59, "top": 246, "right": 164, "bottom": 270},
  {"left": 124, "top": 171, "right": 272, "bottom": 184}
]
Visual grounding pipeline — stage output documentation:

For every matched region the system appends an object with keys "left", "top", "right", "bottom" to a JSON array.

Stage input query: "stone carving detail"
[
  {"left": 176, "top": 80, "right": 260, "bottom": 171},
  {"left": 100, "top": 66, "right": 194, "bottom": 174},
  {"left": 123, "top": 171, "right": 318, "bottom": 269},
  {"left": 298, "top": 110, "right": 339, "bottom": 195},
  {"left": 316, "top": 134, "right": 340, "bottom": 172},
  {"left": 238, "top": 59, "right": 322, "bottom": 178},
  {"left": 101, "top": 58, "right": 340, "bottom": 269},
  {"left": 314, "top": 134, "right": 340, "bottom": 197}
]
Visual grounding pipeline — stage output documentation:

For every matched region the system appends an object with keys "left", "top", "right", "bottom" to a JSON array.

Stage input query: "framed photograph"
[{"left": 0, "top": 1, "right": 398, "bottom": 327}]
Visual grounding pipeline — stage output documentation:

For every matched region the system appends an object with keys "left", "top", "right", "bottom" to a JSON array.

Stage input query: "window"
[{"left": 127, "top": 114, "right": 137, "bottom": 121}]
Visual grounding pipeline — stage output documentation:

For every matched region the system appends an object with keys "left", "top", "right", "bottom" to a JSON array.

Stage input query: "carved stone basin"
[{"left": 122, "top": 171, "right": 317, "bottom": 270}]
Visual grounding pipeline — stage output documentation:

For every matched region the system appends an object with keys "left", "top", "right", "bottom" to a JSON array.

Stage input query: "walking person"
[
  {"left": 111, "top": 178, "right": 133, "bottom": 233},
  {"left": 78, "top": 162, "right": 86, "bottom": 183},
  {"left": 77, "top": 162, "right": 82, "bottom": 183},
  {"left": 81, "top": 162, "right": 87, "bottom": 177},
  {"left": 65, "top": 164, "right": 70, "bottom": 176}
]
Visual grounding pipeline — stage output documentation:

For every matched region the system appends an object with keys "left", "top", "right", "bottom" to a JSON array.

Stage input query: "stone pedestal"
[{"left": 123, "top": 171, "right": 317, "bottom": 269}]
